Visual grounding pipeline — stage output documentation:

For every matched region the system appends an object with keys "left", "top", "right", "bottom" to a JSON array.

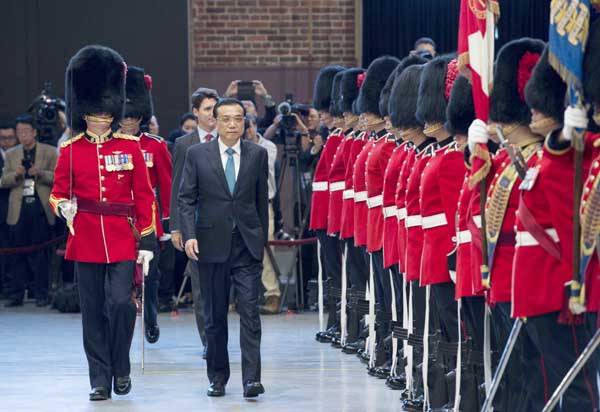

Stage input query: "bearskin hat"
[
  {"left": 329, "top": 70, "right": 345, "bottom": 117},
  {"left": 416, "top": 54, "right": 458, "bottom": 126},
  {"left": 389, "top": 64, "right": 426, "bottom": 129},
  {"left": 489, "top": 38, "right": 545, "bottom": 125},
  {"left": 524, "top": 46, "right": 566, "bottom": 122},
  {"left": 313, "top": 65, "right": 345, "bottom": 112},
  {"left": 339, "top": 68, "right": 365, "bottom": 115},
  {"left": 380, "top": 54, "right": 428, "bottom": 118},
  {"left": 584, "top": 19, "right": 600, "bottom": 104},
  {"left": 65, "top": 45, "right": 126, "bottom": 133},
  {"left": 124, "top": 66, "right": 153, "bottom": 126},
  {"left": 445, "top": 74, "right": 475, "bottom": 136},
  {"left": 356, "top": 55, "right": 400, "bottom": 116}
]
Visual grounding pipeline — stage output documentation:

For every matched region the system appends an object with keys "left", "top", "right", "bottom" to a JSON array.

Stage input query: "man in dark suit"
[
  {"left": 162, "top": 87, "right": 219, "bottom": 348},
  {"left": 179, "top": 98, "right": 268, "bottom": 398},
  {"left": 0, "top": 121, "right": 17, "bottom": 297}
]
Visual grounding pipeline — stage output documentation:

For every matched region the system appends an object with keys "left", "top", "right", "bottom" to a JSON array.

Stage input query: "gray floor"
[{"left": 0, "top": 305, "right": 403, "bottom": 412}]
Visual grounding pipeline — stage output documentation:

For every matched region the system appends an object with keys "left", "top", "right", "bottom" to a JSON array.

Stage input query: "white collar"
[
  {"left": 197, "top": 126, "right": 217, "bottom": 139},
  {"left": 218, "top": 137, "right": 241, "bottom": 154}
]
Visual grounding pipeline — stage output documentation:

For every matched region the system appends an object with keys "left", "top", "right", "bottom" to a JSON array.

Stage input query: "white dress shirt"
[
  {"left": 198, "top": 126, "right": 218, "bottom": 144},
  {"left": 218, "top": 137, "right": 241, "bottom": 180},
  {"left": 257, "top": 135, "right": 277, "bottom": 200}
]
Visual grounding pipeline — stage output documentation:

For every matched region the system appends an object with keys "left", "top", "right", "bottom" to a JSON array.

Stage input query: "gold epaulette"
[
  {"left": 60, "top": 133, "right": 84, "bottom": 148},
  {"left": 113, "top": 133, "right": 140, "bottom": 142}
]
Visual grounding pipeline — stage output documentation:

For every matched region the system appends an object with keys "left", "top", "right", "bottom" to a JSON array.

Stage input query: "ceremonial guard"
[
  {"left": 119, "top": 66, "right": 172, "bottom": 344},
  {"left": 338, "top": 68, "right": 369, "bottom": 353},
  {"left": 467, "top": 38, "right": 545, "bottom": 412},
  {"left": 310, "top": 65, "right": 345, "bottom": 342},
  {"left": 49, "top": 45, "right": 156, "bottom": 400}
]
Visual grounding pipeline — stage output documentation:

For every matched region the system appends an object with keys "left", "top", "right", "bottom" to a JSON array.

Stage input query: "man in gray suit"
[
  {"left": 1, "top": 114, "right": 57, "bottom": 307},
  {"left": 167, "top": 87, "right": 219, "bottom": 352},
  {"left": 179, "top": 98, "right": 268, "bottom": 398}
]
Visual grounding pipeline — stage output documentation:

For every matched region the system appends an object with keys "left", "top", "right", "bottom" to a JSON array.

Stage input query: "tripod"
[{"left": 275, "top": 138, "right": 312, "bottom": 310}]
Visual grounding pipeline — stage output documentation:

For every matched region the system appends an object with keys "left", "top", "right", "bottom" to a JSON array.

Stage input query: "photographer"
[
  {"left": 1, "top": 114, "right": 57, "bottom": 307},
  {"left": 225, "top": 80, "right": 276, "bottom": 133}
]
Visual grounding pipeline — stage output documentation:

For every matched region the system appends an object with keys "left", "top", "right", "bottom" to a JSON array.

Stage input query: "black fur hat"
[
  {"left": 445, "top": 75, "right": 475, "bottom": 136},
  {"left": 124, "top": 66, "right": 153, "bottom": 126},
  {"left": 380, "top": 54, "right": 428, "bottom": 118},
  {"left": 65, "top": 45, "right": 126, "bottom": 133},
  {"left": 416, "top": 54, "right": 457, "bottom": 125},
  {"left": 389, "top": 64, "right": 426, "bottom": 129},
  {"left": 329, "top": 70, "right": 345, "bottom": 117},
  {"left": 584, "top": 19, "right": 600, "bottom": 104},
  {"left": 524, "top": 47, "right": 566, "bottom": 122},
  {"left": 340, "top": 68, "right": 365, "bottom": 115},
  {"left": 489, "top": 38, "right": 545, "bottom": 125},
  {"left": 357, "top": 55, "right": 400, "bottom": 116},
  {"left": 313, "top": 65, "right": 345, "bottom": 112}
]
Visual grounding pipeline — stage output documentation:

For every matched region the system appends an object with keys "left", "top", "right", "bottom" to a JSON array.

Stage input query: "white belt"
[
  {"left": 515, "top": 228, "right": 559, "bottom": 247},
  {"left": 405, "top": 214, "right": 422, "bottom": 228},
  {"left": 456, "top": 230, "right": 472, "bottom": 245},
  {"left": 354, "top": 191, "right": 368, "bottom": 202},
  {"left": 422, "top": 213, "right": 448, "bottom": 229},
  {"left": 396, "top": 207, "right": 407, "bottom": 220},
  {"left": 383, "top": 205, "right": 397, "bottom": 218},
  {"left": 367, "top": 194, "right": 383, "bottom": 209},
  {"left": 343, "top": 189, "right": 355, "bottom": 200},
  {"left": 329, "top": 181, "right": 345, "bottom": 192},
  {"left": 312, "top": 181, "right": 328, "bottom": 192},
  {"left": 473, "top": 215, "right": 482, "bottom": 229}
]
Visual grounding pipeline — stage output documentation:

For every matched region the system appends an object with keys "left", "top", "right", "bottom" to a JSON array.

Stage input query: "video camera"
[
  {"left": 277, "top": 94, "right": 309, "bottom": 153},
  {"left": 28, "top": 82, "right": 65, "bottom": 146}
]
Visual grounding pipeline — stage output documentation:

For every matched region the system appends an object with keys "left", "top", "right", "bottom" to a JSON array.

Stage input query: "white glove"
[
  {"left": 449, "top": 270, "right": 457, "bottom": 284},
  {"left": 58, "top": 200, "right": 77, "bottom": 235},
  {"left": 467, "top": 119, "right": 489, "bottom": 153},
  {"left": 136, "top": 250, "right": 154, "bottom": 277},
  {"left": 563, "top": 106, "right": 588, "bottom": 141},
  {"left": 159, "top": 233, "right": 172, "bottom": 242}
]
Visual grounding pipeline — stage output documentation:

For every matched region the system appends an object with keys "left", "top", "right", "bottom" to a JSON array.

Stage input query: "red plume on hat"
[
  {"left": 144, "top": 74, "right": 153, "bottom": 91},
  {"left": 357, "top": 72, "right": 366, "bottom": 89}
]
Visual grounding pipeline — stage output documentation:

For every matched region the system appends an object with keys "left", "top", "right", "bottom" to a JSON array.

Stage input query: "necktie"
[
  {"left": 205, "top": 134, "right": 213, "bottom": 142},
  {"left": 225, "top": 147, "right": 236, "bottom": 194}
]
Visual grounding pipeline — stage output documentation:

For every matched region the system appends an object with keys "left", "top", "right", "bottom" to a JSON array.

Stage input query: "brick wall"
[{"left": 190, "top": 0, "right": 357, "bottom": 102}]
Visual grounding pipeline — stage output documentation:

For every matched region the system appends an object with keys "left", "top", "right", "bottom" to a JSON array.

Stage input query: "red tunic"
[
  {"left": 309, "top": 129, "right": 343, "bottom": 231},
  {"left": 512, "top": 140, "right": 577, "bottom": 317},
  {"left": 420, "top": 141, "right": 465, "bottom": 286},
  {"left": 340, "top": 133, "right": 366, "bottom": 240},
  {"left": 382, "top": 142, "right": 410, "bottom": 268},
  {"left": 353, "top": 139, "right": 375, "bottom": 246},
  {"left": 396, "top": 148, "right": 416, "bottom": 273},
  {"left": 405, "top": 143, "right": 435, "bottom": 282},
  {"left": 140, "top": 132, "right": 172, "bottom": 238},
  {"left": 366, "top": 134, "right": 396, "bottom": 253},
  {"left": 49, "top": 132, "right": 156, "bottom": 263},
  {"left": 327, "top": 131, "right": 350, "bottom": 235}
]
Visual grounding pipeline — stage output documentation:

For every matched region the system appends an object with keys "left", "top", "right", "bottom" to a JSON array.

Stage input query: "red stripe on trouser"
[
  {"left": 571, "top": 324, "right": 597, "bottom": 407},
  {"left": 540, "top": 357, "right": 548, "bottom": 403}
]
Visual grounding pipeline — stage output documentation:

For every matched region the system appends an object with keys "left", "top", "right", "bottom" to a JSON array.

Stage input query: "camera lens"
[{"left": 278, "top": 101, "right": 292, "bottom": 116}]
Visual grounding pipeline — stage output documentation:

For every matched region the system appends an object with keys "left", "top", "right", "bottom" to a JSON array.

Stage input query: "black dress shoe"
[
  {"left": 113, "top": 376, "right": 131, "bottom": 395},
  {"left": 243, "top": 381, "right": 265, "bottom": 398},
  {"left": 4, "top": 299, "right": 23, "bottom": 308},
  {"left": 145, "top": 324, "right": 160, "bottom": 344},
  {"left": 207, "top": 382, "right": 226, "bottom": 397},
  {"left": 202, "top": 346, "right": 207, "bottom": 359},
  {"left": 89, "top": 387, "right": 111, "bottom": 401}
]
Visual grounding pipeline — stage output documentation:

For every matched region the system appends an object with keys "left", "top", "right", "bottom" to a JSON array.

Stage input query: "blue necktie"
[{"left": 225, "top": 147, "right": 236, "bottom": 194}]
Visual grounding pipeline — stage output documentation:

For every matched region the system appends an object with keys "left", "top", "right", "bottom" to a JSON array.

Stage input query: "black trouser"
[
  {"left": 344, "top": 238, "right": 369, "bottom": 290},
  {"left": 315, "top": 229, "right": 341, "bottom": 328},
  {"left": 188, "top": 259, "right": 207, "bottom": 346},
  {"left": 387, "top": 264, "right": 403, "bottom": 319},
  {"left": 371, "top": 249, "right": 392, "bottom": 313},
  {"left": 197, "top": 229, "right": 262, "bottom": 385},
  {"left": 158, "top": 246, "right": 188, "bottom": 305},
  {"left": 431, "top": 282, "right": 459, "bottom": 343},
  {"left": 143, "top": 244, "right": 160, "bottom": 328},
  {"left": 522, "top": 311, "right": 598, "bottom": 412},
  {"left": 8, "top": 196, "right": 51, "bottom": 301},
  {"left": 76, "top": 260, "right": 136, "bottom": 390}
]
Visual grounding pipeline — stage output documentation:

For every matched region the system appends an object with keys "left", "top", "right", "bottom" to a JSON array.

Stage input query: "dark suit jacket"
[
  {"left": 170, "top": 128, "right": 200, "bottom": 232},
  {"left": 178, "top": 138, "right": 269, "bottom": 263}
]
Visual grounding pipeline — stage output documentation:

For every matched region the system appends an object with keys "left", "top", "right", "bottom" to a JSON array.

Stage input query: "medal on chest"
[
  {"left": 105, "top": 152, "right": 133, "bottom": 172},
  {"left": 143, "top": 151, "right": 154, "bottom": 167}
]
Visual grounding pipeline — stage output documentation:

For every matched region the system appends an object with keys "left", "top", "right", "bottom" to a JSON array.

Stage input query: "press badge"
[{"left": 23, "top": 179, "right": 35, "bottom": 197}]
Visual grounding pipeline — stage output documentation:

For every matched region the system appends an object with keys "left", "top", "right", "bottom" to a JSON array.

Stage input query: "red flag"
[{"left": 457, "top": 0, "right": 499, "bottom": 122}]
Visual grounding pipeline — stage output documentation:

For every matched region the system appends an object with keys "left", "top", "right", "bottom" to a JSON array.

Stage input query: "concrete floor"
[{"left": 0, "top": 305, "right": 403, "bottom": 412}]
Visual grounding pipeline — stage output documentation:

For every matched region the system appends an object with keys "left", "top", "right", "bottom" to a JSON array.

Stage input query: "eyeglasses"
[{"left": 217, "top": 116, "right": 245, "bottom": 125}]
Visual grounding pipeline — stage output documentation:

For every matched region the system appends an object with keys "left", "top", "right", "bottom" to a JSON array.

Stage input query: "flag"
[{"left": 457, "top": 0, "right": 499, "bottom": 122}]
